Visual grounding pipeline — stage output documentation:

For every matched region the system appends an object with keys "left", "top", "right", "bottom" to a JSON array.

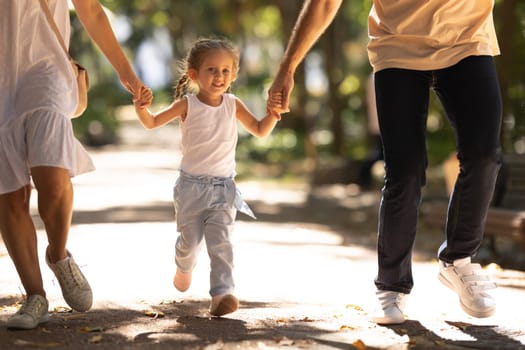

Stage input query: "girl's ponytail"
[{"left": 174, "top": 74, "right": 190, "bottom": 99}]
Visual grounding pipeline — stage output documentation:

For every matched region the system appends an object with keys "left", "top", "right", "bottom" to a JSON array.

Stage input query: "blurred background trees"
[{"left": 68, "top": 0, "right": 525, "bottom": 183}]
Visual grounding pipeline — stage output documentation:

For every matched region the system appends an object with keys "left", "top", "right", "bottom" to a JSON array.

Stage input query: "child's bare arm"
[
  {"left": 133, "top": 87, "right": 155, "bottom": 128},
  {"left": 134, "top": 89, "right": 188, "bottom": 129},
  {"left": 236, "top": 98, "right": 281, "bottom": 138}
]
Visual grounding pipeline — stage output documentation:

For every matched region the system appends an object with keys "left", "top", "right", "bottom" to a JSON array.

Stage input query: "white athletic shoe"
[
  {"left": 7, "top": 295, "right": 49, "bottom": 329},
  {"left": 373, "top": 290, "right": 407, "bottom": 325},
  {"left": 438, "top": 257, "right": 496, "bottom": 318},
  {"left": 46, "top": 249, "right": 93, "bottom": 312}
]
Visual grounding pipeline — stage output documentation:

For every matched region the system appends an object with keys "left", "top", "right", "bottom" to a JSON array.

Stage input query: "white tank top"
[{"left": 180, "top": 94, "right": 238, "bottom": 178}]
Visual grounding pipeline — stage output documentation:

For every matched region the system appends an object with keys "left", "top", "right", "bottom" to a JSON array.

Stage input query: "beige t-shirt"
[{"left": 367, "top": 0, "right": 500, "bottom": 72}]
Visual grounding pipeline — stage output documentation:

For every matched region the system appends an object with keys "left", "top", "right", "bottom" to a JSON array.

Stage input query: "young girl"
[{"left": 134, "top": 37, "right": 281, "bottom": 317}]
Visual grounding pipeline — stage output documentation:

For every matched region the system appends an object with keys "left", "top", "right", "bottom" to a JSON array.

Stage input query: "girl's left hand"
[{"left": 134, "top": 86, "right": 153, "bottom": 109}]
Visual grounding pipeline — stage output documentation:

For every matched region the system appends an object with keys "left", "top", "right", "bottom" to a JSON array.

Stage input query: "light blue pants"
[{"left": 173, "top": 171, "right": 238, "bottom": 297}]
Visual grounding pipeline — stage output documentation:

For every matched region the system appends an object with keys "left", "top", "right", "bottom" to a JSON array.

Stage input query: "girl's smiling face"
[{"left": 189, "top": 48, "right": 237, "bottom": 105}]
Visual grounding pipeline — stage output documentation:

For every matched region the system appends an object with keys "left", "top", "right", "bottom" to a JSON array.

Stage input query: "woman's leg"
[
  {"left": 0, "top": 185, "right": 45, "bottom": 297},
  {"left": 374, "top": 68, "right": 432, "bottom": 294},
  {"left": 30, "top": 166, "right": 73, "bottom": 264},
  {"left": 30, "top": 165, "right": 92, "bottom": 312}
]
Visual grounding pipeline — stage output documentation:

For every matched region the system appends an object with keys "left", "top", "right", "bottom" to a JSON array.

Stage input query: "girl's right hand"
[
  {"left": 267, "top": 91, "right": 283, "bottom": 120},
  {"left": 267, "top": 70, "right": 294, "bottom": 115}
]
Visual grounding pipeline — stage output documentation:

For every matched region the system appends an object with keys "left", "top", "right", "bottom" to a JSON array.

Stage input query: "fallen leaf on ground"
[
  {"left": 346, "top": 304, "right": 364, "bottom": 311},
  {"left": 53, "top": 306, "right": 72, "bottom": 313},
  {"left": 144, "top": 310, "right": 165, "bottom": 318},
  {"left": 340, "top": 324, "right": 355, "bottom": 331},
  {"left": 88, "top": 335, "right": 103, "bottom": 343},
  {"left": 81, "top": 326, "right": 104, "bottom": 332},
  {"left": 352, "top": 339, "right": 367, "bottom": 350}
]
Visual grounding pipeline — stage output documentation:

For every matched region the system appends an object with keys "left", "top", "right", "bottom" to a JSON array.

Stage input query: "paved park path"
[{"left": 1, "top": 120, "right": 525, "bottom": 349}]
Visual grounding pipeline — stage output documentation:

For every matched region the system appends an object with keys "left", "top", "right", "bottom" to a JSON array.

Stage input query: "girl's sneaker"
[
  {"left": 173, "top": 269, "right": 192, "bottom": 292},
  {"left": 438, "top": 257, "right": 496, "bottom": 318},
  {"left": 373, "top": 290, "right": 407, "bottom": 325},
  {"left": 210, "top": 294, "right": 239, "bottom": 317},
  {"left": 7, "top": 295, "right": 49, "bottom": 329}
]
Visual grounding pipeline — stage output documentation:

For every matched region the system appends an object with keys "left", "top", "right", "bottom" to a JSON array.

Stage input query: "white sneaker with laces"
[
  {"left": 438, "top": 256, "right": 496, "bottom": 318},
  {"left": 373, "top": 290, "right": 407, "bottom": 325},
  {"left": 7, "top": 295, "right": 49, "bottom": 329},
  {"left": 46, "top": 248, "right": 93, "bottom": 312}
]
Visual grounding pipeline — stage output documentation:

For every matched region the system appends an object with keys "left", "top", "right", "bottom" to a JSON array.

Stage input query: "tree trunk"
[{"left": 322, "top": 15, "right": 345, "bottom": 156}]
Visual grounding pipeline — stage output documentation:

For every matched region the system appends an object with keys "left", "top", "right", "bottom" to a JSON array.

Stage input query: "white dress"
[{"left": 0, "top": 0, "right": 94, "bottom": 194}]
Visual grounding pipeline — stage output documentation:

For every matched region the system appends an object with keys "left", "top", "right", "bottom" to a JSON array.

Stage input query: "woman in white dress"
[{"left": 0, "top": 0, "right": 146, "bottom": 329}]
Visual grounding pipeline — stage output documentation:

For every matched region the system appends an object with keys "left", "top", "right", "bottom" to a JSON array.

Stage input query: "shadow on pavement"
[
  {"left": 0, "top": 297, "right": 378, "bottom": 350},
  {"left": 385, "top": 320, "right": 525, "bottom": 350},
  {"left": 4, "top": 292, "right": 523, "bottom": 350}
]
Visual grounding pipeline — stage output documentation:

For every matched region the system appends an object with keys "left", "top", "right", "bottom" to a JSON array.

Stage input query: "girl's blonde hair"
[{"left": 174, "top": 37, "right": 240, "bottom": 99}]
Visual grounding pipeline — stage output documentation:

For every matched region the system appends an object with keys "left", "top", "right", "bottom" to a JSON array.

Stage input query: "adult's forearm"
[
  {"left": 72, "top": 0, "right": 134, "bottom": 77},
  {"left": 279, "top": 0, "right": 342, "bottom": 75}
]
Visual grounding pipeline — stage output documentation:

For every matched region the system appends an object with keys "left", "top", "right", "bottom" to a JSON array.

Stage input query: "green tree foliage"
[
  {"left": 494, "top": 0, "right": 525, "bottom": 154},
  {"left": 69, "top": 0, "right": 524, "bottom": 165}
]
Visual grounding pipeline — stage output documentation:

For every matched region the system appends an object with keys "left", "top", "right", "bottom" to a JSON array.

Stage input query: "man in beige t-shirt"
[{"left": 268, "top": 0, "right": 502, "bottom": 325}]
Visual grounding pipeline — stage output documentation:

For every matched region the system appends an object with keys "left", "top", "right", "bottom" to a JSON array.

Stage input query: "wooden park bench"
[{"left": 421, "top": 153, "right": 525, "bottom": 249}]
